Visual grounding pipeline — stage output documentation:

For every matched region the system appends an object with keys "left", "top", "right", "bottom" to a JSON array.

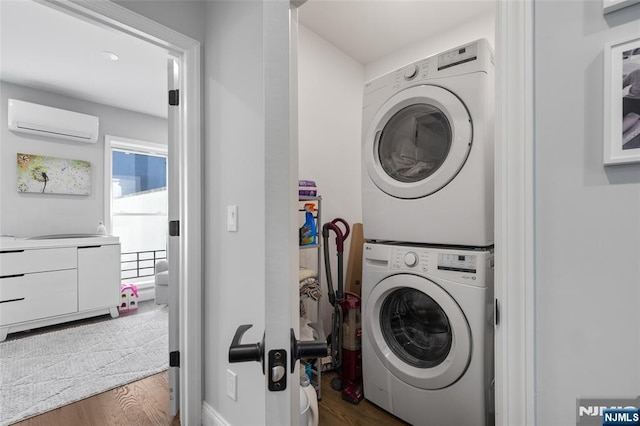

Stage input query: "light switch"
[
  {"left": 227, "top": 205, "right": 238, "bottom": 232},
  {"left": 226, "top": 369, "right": 237, "bottom": 401}
]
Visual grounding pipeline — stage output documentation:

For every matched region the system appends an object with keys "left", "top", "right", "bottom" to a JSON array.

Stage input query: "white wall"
[
  {"left": 364, "top": 8, "right": 495, "bottom": 81},
  {"left": 298, "top": 24, "right": 365, "bottom": 332},
  {"left": 0, "top": 81, "right": 167, "bottom": 237},
  {"left": 534, "top": 2, "right": 640, "bottom": 424},
  {"left": 113, "top": 0, "right": 204, "bottom": 43}
]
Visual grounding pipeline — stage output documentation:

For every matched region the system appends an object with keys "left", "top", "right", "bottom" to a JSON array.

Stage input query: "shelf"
[
  {"left": 299, "top": 195, "right": 321, "bottom": 202},
  {"left": 299, "top": 243, "right": 320, "bottom": 250},
  {"left": 298, "top": 195, "right": 323, "bottom": 398}
]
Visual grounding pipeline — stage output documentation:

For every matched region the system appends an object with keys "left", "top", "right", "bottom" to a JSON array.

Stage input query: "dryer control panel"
[{"left": 437, "top": 253, "right": 477, "bottom": 273}]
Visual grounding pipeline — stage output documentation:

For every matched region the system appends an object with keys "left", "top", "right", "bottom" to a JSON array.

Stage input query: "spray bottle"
[{"left": 299, "top": 203, "right": 317, "bottom": 246}]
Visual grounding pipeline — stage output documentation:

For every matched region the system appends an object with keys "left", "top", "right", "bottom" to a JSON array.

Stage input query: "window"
[{"left": 105, "top": 136, "right": 168, "bottom": 281}]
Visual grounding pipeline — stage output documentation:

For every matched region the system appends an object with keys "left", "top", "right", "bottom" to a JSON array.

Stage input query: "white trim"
[
  {"left": 110, "top": 135, "right": 168, "bottom": 156},
  {"left": 495, "top": 1, "right": 535, "bottom": 426},
  {"left": 39, "top": 2, "right": 203, "bottom": 425},
  {"left": 603, "top": 0, "right": 640, "bottom": 14},
  {"left": 202, "top": 401, "right": 231, "bottom": 426},
  {"left": 179, "top": 33, "right": 203, "bottom": 426}
]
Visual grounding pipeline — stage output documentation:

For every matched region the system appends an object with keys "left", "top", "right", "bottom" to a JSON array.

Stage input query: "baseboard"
[
  {"left": 136, "top": 284, "right": 155, "bottom": 302},
  {"left": 123, "top": 279, "right": 155, "bottom": 302},
  {"left": 202, "top": 402, "right": 230, "bottom": 426}
]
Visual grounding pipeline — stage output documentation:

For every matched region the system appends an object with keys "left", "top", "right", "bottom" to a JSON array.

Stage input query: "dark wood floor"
[
  {"left": 319, "top": 371, "right": 409, "bottom": 426},
  {"left": 13, "top": 371, "right": 179, "bottom": 426},
  {"left": 14, "top": 370, "right": 404, "bottom": 426}
]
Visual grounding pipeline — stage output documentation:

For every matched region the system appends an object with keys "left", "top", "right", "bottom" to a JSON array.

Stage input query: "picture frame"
[
  {"left": 603, "top": 0, "right": 640, "bottom": 14},
  {"left": 603, "top": 36, "right": 640, "bottom": 166},
  {"left": 17, "top": 153, "right": 91, "bottom": 195}
]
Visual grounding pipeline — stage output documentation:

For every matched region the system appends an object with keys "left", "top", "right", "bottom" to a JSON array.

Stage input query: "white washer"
[
  {"left": 362, "top": 242, "right": 494, "bottom": 426},
  {"left": 362, "top": 39, "right": 494, "bottom": 247}
]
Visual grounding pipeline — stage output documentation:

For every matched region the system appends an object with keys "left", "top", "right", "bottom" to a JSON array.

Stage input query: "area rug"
[{"left": 0, "top": 306, "right": 168, "bottom": 425}]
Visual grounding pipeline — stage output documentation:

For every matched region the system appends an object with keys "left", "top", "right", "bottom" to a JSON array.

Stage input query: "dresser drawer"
[
  {"left": 0, "top": 269, "right": 78, "bottom": 325},
  {"left": 0, "top": 247, "right": 77, "bottom": 276}
]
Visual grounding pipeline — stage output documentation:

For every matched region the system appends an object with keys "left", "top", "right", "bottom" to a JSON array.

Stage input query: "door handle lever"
[
  {"left": 228, "top": 324, "right": 265, "bottom": 371},
  {"left": 290, "top": 329, "right": 328, "bottom": 373}
]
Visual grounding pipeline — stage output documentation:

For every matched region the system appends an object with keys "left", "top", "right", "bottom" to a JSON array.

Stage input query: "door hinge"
[
  {"left": 169, "top": 89, "right": 179, "bottom": 106},
  {"left": 169, "top": 220, "right": 180, "bottom": 237},
  {"left": 170, "top": 350, "right": 180, "bottom": 367}
]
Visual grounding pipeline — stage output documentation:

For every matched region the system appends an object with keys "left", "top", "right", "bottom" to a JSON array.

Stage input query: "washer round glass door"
[
  {"left": 364, "top": 85, "right": 472, "bottom": 199},
  {"left": 365, "top": 274, "right": 471, "bottom": 390}
]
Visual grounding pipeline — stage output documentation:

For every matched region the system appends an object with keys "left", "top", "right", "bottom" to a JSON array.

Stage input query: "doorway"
[
  {"left": 0, "top": 1, "right": 202, "bottom": 423},
  {"left": 294, "top": 1, "right": 531, "bottom": 425}
]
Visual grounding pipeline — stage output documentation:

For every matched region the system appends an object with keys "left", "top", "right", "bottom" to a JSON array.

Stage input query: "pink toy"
[{"left": 119, "top": 283, "right": 139, "bottom": 313}]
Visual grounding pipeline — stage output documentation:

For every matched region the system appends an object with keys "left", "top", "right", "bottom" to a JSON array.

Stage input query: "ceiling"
[
  {"left": 298, "top": 0, "right": 494, "bottom": 65},
  {"left": 0, "top": 0, "right": 169, "bottom": 118},
  {"left": 0, "top": 1, "right": 493, "bottom": 119}
]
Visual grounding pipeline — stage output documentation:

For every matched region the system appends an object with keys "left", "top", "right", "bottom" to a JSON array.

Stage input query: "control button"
[
  {"left": 403, "top": 64, "right": 419, "bottom": 80},
  {"left": 404, "top": 252, "right": 418, "bottom": 267}
]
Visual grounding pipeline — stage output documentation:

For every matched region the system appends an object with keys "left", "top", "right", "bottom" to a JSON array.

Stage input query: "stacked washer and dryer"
[{"left": 360, "top": 39, "right": 495, "bottom": 426}]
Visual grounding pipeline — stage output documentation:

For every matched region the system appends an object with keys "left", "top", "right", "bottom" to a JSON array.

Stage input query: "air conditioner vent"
[{"left": 8, "top": 99, "right": 99, "bottom": 144}]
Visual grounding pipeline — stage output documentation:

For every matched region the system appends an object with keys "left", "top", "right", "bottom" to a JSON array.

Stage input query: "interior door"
[
  {"left": 264, "top": 1, "right": 298, "bottom": 424},
  {"left": 226, "top": 3, "right": 314, "bottom": 425},
  {"left": 167, "top": 57, "right": 180, "bottom": 416}
]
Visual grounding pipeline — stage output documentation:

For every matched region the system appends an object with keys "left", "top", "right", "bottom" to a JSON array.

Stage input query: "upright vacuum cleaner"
[{"left": 322, "top": 218, "right": 364, "bottom": 404}]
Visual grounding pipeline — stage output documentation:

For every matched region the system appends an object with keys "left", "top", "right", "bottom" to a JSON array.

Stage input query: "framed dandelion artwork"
[{"left": 17, "top": 153, "right": 91, "bottom": 195}]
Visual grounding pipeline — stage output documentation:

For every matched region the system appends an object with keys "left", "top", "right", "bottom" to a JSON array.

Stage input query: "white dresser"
[{"left": 0, "top": 235, "right": 121, "bottom": 341}]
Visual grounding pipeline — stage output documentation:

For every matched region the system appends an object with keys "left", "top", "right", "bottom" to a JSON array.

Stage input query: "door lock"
[
  {"left": 268, "top": 349, "right": 287, "bottom": 391},
  {"left": 228, "top": 325, "right": 329, "bottom": 392}
]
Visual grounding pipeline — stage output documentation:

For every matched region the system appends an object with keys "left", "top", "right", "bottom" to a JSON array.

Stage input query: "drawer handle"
[
  {"left": 0, "top": 297, "right": 25, "bottom": 304},
  {"left": 0, "top": 274, "right": 25, "bottom": 279},
  {"left": 0, "top": 250, "right": 25, "bottom": 254},
  {"left": 78, "top": 245, "right": 102, "bottom": 249}
]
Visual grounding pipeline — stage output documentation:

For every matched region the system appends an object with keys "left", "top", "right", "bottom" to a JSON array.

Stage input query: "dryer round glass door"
[
  {"left": 365, "top": 274, "right": 471, "bottom": 390},
  {"left": 364, "top": 85, "right": 472, "bottom": 199}
]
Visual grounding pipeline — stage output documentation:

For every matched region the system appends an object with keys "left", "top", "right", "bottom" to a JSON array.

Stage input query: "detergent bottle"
[{"left": 299, "top": 203, "right": 317, "bottom": 246}]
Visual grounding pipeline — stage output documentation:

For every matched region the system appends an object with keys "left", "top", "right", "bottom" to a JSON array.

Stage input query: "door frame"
[
  {"left": 37, "top": 1, "right": 203, "bottom": 425},
  {"left": 494, "top": 1, "right": 535, "bottom": 425}
]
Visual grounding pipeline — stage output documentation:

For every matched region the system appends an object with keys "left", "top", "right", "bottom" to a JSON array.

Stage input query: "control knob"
[
  {"left": 403, "top": 64, "right": 419, "bottom": 80},
  {"left": 404, "top": 252, "right": 418, "bottom": 267}
]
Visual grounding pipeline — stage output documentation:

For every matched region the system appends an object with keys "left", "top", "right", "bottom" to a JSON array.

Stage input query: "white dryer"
[
  {"left": 362, "top": 39, "right": 494, "bottom": 247},
  {"left": 362, "top": 242, "right": 494, "bottom": 426}
]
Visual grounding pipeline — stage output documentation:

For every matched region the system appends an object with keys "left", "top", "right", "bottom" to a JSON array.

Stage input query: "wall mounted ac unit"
[{"left": 8, "top": 99, "right": 100, "bottom": 144}]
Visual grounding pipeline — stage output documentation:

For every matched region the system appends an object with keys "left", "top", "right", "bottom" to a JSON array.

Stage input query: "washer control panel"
[{"left": 374, "top": 243, "right": 492, "bottom": 287}]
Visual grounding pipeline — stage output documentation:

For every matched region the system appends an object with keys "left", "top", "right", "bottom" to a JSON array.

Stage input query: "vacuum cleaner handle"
[
  {"left": 322, "top": 222, "right": 339, "bottom": 306},
  {"left": 331, "top": 218, "right": 350, "bottom": 246},
  {"left": 322, "top": 218, "right": 351, "bottom": 306},
  {"left": 324, "top": 218, "right": 350, "bottom": 252}
]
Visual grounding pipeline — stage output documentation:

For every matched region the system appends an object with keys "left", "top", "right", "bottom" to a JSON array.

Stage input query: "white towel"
[{"left": 299, "top": 267, "right": 317, "bottom": 281}]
